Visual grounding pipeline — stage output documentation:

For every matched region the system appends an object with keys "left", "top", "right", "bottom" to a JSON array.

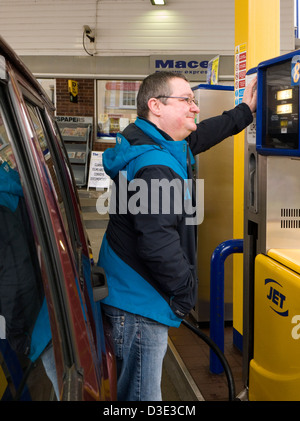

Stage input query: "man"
[{"left": 98, "top": 71, "right": 257, "bottom": 401}]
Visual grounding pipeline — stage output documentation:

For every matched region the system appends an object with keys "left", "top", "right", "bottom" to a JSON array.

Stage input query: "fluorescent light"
[{"left": 151, "top": 0, "right": 166, "bottom": 5}]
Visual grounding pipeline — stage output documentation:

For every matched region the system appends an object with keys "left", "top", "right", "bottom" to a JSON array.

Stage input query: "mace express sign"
[{"left": 150, "top": 55, "right": 215, "bottom": 81}]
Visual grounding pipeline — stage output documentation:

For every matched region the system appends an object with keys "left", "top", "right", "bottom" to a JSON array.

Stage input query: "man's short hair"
[{"left": 137, "top": 71, "right": 188, "bottom": 119}]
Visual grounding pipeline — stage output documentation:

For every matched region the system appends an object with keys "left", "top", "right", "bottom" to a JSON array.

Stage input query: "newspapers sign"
[
  {"left": 56, "top": 115, "right": 93, "bottom": 124},
  {"left": 87, "top": 151, "right": 110, "bottom": 189}
]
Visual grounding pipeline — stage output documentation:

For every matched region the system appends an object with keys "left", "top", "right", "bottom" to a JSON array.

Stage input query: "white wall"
[
  {"left": 0, "top": 0, "right": 295, "bottom": 57},
  {"left": 281, "top": 0, "right": 296, "bottom": 52}
]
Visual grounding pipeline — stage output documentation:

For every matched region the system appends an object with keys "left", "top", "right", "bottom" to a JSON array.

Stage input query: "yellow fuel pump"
[{"left": 250, "top": 250, "right": 300, "bottom": 400}]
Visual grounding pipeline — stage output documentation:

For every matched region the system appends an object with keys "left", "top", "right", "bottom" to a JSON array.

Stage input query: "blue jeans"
[{"left": 102, "top": 304, "right": 169, "bottom": 401}]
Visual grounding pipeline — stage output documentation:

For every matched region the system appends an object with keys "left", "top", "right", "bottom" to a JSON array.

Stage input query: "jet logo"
[{"left": 265, "top": 278, "right": 289, "bottom": 317}]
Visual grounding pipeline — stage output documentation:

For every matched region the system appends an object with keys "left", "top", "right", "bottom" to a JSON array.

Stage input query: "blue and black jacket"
[{"left": 98, "top": 103, "right": 253, "bottom": 327}]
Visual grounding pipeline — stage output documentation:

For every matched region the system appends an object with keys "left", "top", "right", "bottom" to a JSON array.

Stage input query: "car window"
[
  {"left": 25, "top": 101, "right": 90, "bottom": 274},
  {"left": 0, "top": 103, "right": 56, "bottom": 400},
  {"left": 25, "top": 101, "right": 72, "bottom": 242}
]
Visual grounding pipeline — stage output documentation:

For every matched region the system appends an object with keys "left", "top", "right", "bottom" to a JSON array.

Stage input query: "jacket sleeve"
[{"left": 188, "top": 102, "right": 253, "bottom": 155}]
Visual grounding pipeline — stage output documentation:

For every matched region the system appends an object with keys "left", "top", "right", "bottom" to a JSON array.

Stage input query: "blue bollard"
[{"left": 209, "top": 239, "right": 243, "bottom": 374}]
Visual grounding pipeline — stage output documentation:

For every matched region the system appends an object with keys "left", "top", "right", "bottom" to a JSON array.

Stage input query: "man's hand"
[{"left": 242, "top": 76, "right": 257, "bottom": 113}]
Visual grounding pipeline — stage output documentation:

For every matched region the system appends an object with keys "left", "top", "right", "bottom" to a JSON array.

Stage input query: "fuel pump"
[{"left": 243, "top": 51, "right": 300, "bottom": 400}]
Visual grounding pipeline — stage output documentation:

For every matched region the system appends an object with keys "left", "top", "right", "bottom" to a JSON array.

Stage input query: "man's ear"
[{"left": 148, "top": 97, "right": 162, "bottom": 117}]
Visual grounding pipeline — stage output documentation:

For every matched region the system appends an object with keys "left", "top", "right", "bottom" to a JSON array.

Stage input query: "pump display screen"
[{"left": 264, "top": 61, "right": 299, "bottom": 150}]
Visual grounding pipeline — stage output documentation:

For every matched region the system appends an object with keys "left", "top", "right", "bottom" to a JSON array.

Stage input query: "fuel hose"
[{"left": 182, "top": 318, "right": 236, "bottom": 401}]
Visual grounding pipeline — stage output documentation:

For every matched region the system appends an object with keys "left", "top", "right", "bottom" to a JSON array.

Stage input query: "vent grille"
[{"left": 281, "top": 208, "right": 300, "bottom": 228}]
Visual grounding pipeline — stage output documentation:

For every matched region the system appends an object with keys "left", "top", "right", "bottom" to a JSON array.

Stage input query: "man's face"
[{"left": 155, "top": 77, "right": 200, "bottom": 141}]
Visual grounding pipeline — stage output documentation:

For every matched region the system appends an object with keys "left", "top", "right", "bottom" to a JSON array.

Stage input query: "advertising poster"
[
  {"left": 206, "top": 56, "right": 220, "bottom": 85},
  {"left": 87, "top": 151, "right": 110, "bottom": 189},
  {"left": 235, "top": 43, "right": 247, "bottom": 106}
]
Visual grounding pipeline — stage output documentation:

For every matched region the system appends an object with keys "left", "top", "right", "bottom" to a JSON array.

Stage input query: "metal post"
[{"left": 209, "top": 239, "right": 243, "bottom": 374}]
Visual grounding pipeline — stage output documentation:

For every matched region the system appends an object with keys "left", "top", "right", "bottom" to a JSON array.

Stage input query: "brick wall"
[{"left": 56, "top": 78, "right": 94, "bottom": 118}]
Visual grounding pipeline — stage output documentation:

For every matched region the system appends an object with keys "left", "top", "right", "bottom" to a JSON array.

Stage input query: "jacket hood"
[
  {"left": 103, "top": 117, "right": 190, "bottom": 180},
  {"left": 0, "top": 161, "right": 24, "bottom": 211}
]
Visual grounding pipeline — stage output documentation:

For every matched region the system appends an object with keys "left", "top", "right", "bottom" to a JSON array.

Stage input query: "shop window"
[{"left": 97, "top": 80, "right": 141, "bottom": 138}]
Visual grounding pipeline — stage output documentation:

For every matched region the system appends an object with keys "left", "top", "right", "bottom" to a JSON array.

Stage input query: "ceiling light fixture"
[{"left": 151, "top": 0, "right": 166, "bottom": 5}]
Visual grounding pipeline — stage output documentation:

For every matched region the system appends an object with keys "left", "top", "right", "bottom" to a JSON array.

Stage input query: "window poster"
[
  {"left": 235, "top": 43, "right": 247, "bottom": 106},
  {"left": 87, "top": 151, "right": 110, "bottom": 189}
]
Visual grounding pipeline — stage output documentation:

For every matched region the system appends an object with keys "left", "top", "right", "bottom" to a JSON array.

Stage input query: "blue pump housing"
[{"left": 256, "top": 49, "right": 300, "bottom": 156}]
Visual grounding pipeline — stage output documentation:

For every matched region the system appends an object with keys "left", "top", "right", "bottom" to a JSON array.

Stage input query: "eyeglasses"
[{"left": 155, "top": 96, "right": 199, "bottom": 106}]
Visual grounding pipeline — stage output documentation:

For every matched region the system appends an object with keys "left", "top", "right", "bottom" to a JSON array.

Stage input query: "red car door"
[{"left": 0, "top": 38, "right": 116, "bottom": 401}]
